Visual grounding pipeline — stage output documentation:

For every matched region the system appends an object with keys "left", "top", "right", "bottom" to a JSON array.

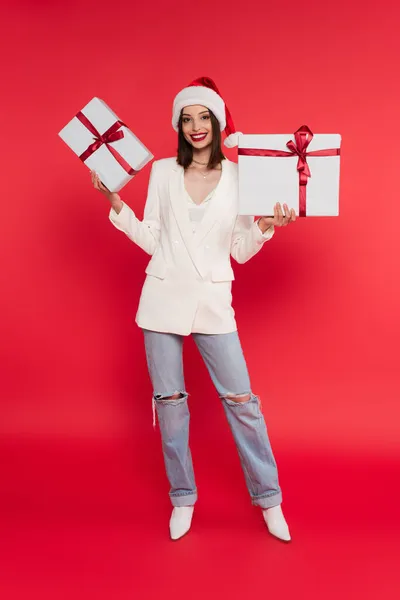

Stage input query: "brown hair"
[{"left": 176, "top": 109, "right": 225, "bottom": 171}]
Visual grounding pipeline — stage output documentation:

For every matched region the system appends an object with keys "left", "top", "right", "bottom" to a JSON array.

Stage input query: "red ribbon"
[
  {"left": 238, "top": 125, "right": 340, "bottom": 216},
  {"left": 76, "top": 111, "right": 138, "bottom": 176}
]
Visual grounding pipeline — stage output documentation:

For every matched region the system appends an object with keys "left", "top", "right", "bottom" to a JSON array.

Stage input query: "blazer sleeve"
[
  {"left": 108, "top": 161, "right": 161, "bottom": 256},
  {"left": 230, "top": 215, "right": 275, "bottom": 264}
]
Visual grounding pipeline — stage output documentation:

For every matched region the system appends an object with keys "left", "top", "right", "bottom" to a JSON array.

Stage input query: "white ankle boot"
[
  {"left": 263, "top": 504, "right": 291, "bottom": 542},
  {"left": 169, "top": 506, "right": 194, "bottom": 540}
]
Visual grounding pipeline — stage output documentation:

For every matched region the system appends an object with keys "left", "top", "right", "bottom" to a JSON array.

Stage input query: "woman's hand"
[
  {"left": 258, "top": 202, "right": 297, "bottom": 233},
  {"left": 91, "top": 171, "right": 123, "bottom": 213}
]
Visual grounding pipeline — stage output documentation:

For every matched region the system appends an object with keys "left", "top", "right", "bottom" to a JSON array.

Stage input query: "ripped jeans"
[{"left": 143, "top": 329, "right": 282, "bottom": 509}]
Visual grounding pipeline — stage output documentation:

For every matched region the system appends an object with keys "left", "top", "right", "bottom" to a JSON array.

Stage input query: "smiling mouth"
[{"left": 190, "top": 133, "right": 208, "bottom": 142}]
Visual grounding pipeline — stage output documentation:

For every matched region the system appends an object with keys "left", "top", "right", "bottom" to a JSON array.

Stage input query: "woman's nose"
[{"left": 192, "top": 119, "right": 201, "bottom": 131}]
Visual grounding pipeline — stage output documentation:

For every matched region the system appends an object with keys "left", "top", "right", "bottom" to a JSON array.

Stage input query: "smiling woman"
[{"left": 92, "top": 75, "right": 296, "bottom": 543}]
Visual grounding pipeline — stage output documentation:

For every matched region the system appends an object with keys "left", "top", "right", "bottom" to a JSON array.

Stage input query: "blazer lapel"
[{"left": 169, "top": 163, "right": 201, "bottom": 274}]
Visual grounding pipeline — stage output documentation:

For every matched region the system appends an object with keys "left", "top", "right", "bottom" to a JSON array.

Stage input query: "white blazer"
[{"left": 109, "top": 157, "right": 275, "bottom": 335}]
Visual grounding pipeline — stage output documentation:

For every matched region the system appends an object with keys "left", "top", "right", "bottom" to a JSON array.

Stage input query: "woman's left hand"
[{"left": 258, "top": 202, "right": 297, "bottom": 233}]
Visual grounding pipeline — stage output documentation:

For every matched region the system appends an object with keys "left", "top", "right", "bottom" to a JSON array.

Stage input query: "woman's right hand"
[{"left": 91, "top": 171, "right": 123, "bottom": 213}]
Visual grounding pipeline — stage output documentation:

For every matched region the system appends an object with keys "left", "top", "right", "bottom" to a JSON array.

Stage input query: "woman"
[{"left": 91, "top": 77, "right": 296, "bottom": 542}]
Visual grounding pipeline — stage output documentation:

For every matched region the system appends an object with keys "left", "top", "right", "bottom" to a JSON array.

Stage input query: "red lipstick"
[{"left": 190, "top": 133, "right": 208, "bottom": 142}]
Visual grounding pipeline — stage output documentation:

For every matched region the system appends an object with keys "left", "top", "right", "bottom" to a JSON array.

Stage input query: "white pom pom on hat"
[
  {"left": 223, "top": 131, "right": 242, "bottom": 148},
  {"left": 172, "top": 76, "right": 242, "bottom": 148}
]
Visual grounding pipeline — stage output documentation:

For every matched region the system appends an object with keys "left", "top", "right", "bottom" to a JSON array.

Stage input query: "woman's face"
[{"left": 181, "top": 105, "right": 213, "bottom": 149}]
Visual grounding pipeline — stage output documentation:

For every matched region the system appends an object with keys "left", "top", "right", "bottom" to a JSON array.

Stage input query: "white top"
[{"left": 184, "top": 186, "right": 216, "bottom": 234}]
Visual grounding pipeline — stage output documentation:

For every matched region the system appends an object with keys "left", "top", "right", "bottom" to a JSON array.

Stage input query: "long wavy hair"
[{"left": 176, "top": 108, "right": 225, "bottom": 171}]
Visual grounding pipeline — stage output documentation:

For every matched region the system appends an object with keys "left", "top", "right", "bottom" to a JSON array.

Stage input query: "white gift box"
[
  {"left": 238, "top": 128, "right": 341, "bottom": 217},
  {"left": 58, "top": 97, "right": 153, "bottom": 193}
]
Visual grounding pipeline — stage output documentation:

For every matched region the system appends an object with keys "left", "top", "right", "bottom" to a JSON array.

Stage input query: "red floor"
[{"left": 1, "top": 437, "right": 398, "bottom": 600}]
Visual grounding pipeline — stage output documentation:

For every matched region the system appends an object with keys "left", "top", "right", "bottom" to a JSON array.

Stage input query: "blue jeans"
[{"left": 143, "top": 329, "right": 283, "bottom": 509}]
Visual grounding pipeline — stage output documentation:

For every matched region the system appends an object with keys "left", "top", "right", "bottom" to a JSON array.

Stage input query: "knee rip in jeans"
[
  {"left": 154, "top": 391, "right": 187, "bottom": 405},
  {"left": 221, "top": 392, "right": 263, "bottom": 410},
  {"left": 152, "top": 391, "right": 188, "bottom": 429},
  {"left": 225, "top": 392, "right": 251, "bottom": 403}
]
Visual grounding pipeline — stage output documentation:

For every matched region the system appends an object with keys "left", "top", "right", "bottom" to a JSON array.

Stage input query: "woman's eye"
[
  {"left": 202, "top": 115, "right": 210, "bottom": 120},
  {"left": 182, "top": 118, "right": 190, "bottom": 123}
]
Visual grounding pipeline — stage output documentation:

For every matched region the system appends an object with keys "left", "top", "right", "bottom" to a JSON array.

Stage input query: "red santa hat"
[{"left": 172, "top": 76, "right": 242, "bottom": 148}]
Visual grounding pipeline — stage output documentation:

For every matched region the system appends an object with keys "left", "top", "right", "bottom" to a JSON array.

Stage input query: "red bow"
[{"left": 76, "top": 111, "right": 137, "bottom": 176}]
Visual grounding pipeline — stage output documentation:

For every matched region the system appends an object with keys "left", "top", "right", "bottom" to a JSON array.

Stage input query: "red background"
[{"left": 1, "top": 0, "right": 399, "bottom": 598}]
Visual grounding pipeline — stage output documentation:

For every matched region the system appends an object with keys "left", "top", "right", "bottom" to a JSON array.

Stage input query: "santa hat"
[{"left": 172, "top": 76, "right": 242, "bottom": 148}]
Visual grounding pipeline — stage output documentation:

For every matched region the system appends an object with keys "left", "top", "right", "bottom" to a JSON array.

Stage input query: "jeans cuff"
[
  {"left": 170, "top": 492, "right": 197, "bottom": 507},
  {"left": 251, "top": 490, "right": 282, "bottom": 509}
]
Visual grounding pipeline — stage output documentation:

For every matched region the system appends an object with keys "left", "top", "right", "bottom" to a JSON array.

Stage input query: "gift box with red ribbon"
[
  {"left": 58, "top": 97, "right": 153, "bottom": 193},
  {"left": 238, "top": 126, "right": 341, "bottom": 217}
]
